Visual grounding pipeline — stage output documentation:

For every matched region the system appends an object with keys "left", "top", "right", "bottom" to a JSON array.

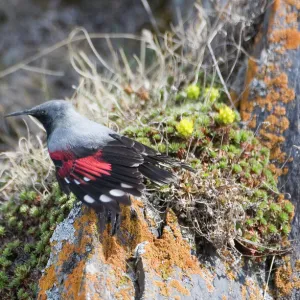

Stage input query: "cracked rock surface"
[{"left": 38, "top": 200, "right": 270, "bottom": 299}]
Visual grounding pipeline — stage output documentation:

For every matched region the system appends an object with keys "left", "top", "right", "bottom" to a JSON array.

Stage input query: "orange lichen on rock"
[
  {"left": 285, "top": 0, "right": 300, "bottom": 10},
  {"left": 264, "top": 115, "right": 289, "bottom": 133},
  {"left": 286, "top": 12, "right": 297, "bottom": 24},
  {"left": 169, "top": 279, "right": 190, "bottom": 296},
  {"left": 155, "top": 281, "right": 170, "bottom": 297},
  {"left": 154, "top": 279, "right": 190, "bottom": 298},
  {"left": 295, "top": 260, "right": 300, "bottom": 271},
  {"left": 270, "top": 29, "right": 300, "bottom": 50},
  {"left": 239, "top": 0, "right": 298, "bottom": 171},
  {"left": 281, "top": 87, "right": 295, "bottom": 103},
  {"left": 115, "top": 287, "right": 134, "bottom": 300},
  {"left": 63, "top": 260, "right": 86, "bottom": 300},
  {"left": 38, "top": 206, "right": 136, "bottom": 300},
  {"left": 39, "top": 200, "right": 211, "bottom": 299},
  {"left": 245, "top": 278, "right": 263, "bottom": 300},
  {"left": 39, "top": 208, "right": 109, "bottom": 300},
  {"left": 275, "top": 257, "right": 300, "bottom": 297},
  {"left": 241, "top": 278, "right": 264, "bottom": 300},
  {"left": 141, "top": 210, "right": 215, "bottom": 293},
  {"left": 144, "top": 212, "right": 202, "bottom": 277},
  {"left": 240, "top": 59, "right": 257, "bottom": 122},
  {"left": 274, "top": 105, "right": 286, "bottom": 116},
  {"left": 38, "top": 265, "right": 57, "bottom": 300}
]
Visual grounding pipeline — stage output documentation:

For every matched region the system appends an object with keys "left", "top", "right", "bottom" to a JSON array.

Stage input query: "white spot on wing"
[
  {"left": 84, "top": 177, "right": 91, "bottom": 182},
  {"left": 84, "top": 195, "right": 95, "bottom": 203},
  {"left": 121, "top": 183, "right": 133, "bottom": 189},
  {"left": 132, "top": 163, "right": 140, "bottom": 167},
  {"left": 74, "top": 179, "right": 80, "bottom": 185},
  {"left": 65, "top": 178, "right": 70, "bottom": 184},
  {"left": 100, "top": 194, "right": 113, "bottom": 203},
  {"left": 110, "top": 189, "right": 125, "bottom": 197}
]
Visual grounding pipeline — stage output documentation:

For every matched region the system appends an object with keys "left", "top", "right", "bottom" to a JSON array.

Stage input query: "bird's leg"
[
  {"left": 130, "top": 206, "right": 138, "bottom": 220},
  {"left": 111, "top": 213, "right": 120, "bottom": 236},
  {"left": 96, "top": 211, "right": 106, "bottom": 235}
]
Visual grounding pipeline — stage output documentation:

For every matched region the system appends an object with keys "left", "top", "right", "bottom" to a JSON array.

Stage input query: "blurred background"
[{"left": 0, "top": 0, "right": 194, "bottom": 151}]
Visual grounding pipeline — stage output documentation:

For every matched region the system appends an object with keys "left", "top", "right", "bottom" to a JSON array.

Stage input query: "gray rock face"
[
  {"left": 239, "top": 0, "right": 300, "bottom": 298},
  {"left": 39, "top": 202, "right": 271, "bottom": 299}
]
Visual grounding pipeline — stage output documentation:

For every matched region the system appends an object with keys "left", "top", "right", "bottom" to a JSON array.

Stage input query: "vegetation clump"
[
  {"left": 121, "top": 87, "right": 293, "bottom": 259},
  {"left": 0, "top": 185, "right": 76, "bottom": 299}
]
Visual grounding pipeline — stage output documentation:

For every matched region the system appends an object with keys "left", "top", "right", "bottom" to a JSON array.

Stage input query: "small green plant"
[
  {"left": 268, "top": 224, "right": 278, "bottom": 234},
  {"left": 283, "top": 201, "right": 294, "bottom": 214},
  {"left": 0, "top": 226, "right": 5, "bottom": 237},
  {"left": 0, "top": 271, "right": 8, "bottom": 289},
  {"left": 232, "top": 164, "right": 242, "bottom": 173},
  {"left": 279, "top": 212, "right": 289, "bottom": 222},
  {"left": 217, "top": 106, "right": 236, "bottom": 125},
  {"left": 185, "top": 84, "right": 200, "bottom": 99},
  {"left": 282, "top": 224, "right": 291, "bottom": 235},
  {"left": 270, "top": 203, "right": 281, "bottom": 212},
  {"left": 176, "top": 118, "right": 194, "bottom": 138},
  {"left": 29, "top": 206, "right": 39, "bottom": 217},
  {"left": 204, "top": 87, "right": 220, "bottom": 102}
]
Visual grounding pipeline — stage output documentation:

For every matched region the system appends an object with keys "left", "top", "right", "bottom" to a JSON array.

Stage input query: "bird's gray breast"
[{"left": 47, "top": 120, "right": 115, "bottom": 153}]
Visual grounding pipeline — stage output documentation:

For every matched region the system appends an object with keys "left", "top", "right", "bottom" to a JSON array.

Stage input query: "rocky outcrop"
[
  {"left": 240, "top": 0, "right": 300, "bottom": 298},
  {"left": 38, "top": 201, "right": 270, "bottom": 299}
]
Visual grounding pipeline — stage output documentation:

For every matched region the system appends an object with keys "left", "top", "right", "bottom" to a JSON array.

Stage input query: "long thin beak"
[{"left": 5, "top": 109, "right": 33, "bottom": 118}]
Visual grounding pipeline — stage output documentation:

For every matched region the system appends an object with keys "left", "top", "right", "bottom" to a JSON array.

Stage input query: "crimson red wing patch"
[{"left": 49, "top": 149, "right": 143, "bottom": 212}]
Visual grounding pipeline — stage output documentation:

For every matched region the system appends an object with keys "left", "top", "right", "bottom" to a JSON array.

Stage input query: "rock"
[
  {"left": 38, "top": 200, "right": 270, "bottom": 299},
  {"left": 239, "top": 0, "right": 300, "bottom": 298}
]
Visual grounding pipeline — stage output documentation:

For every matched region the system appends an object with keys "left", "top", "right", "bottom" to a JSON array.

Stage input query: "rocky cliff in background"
[{"left": 240, "top": 0, "right": 300, "bottom": 298}]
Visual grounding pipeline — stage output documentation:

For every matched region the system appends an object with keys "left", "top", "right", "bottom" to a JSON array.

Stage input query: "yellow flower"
[
  {"left": 185, "top": 85, "right": 200, "bottom": 99},
  {"left": 218, "top": 106, "right": 235, "bottom": 124},
  {"left": 176, "top": 118, "right": 194, "bottom": 137},
  {"left": 204, "top": 87, "right": 220, "bottom": 102}
]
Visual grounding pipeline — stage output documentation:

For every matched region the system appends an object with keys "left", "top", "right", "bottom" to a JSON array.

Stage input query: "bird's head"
[{"left": 5, "top": 100, "right": 73, "bottom": 134}]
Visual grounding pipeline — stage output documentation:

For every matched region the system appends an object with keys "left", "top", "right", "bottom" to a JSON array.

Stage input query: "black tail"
[
  {"left": 109, "top": 133, "right": 195, "bottom": 185},
  {"left": 139, "top": 154, "right": 195, "bottom": 185}
]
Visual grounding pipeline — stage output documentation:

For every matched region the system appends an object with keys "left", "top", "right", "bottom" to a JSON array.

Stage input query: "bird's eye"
[{"left": 40, "top": 110, "right": 46, "bottom": 115}]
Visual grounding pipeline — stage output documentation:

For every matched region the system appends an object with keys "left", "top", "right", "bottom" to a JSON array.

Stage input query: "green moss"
[
  {"left": 29, "top": 206, "right": 39, "bottom": 217},
  {"left": 283, "top": 202, "right": 294, "bottom": 214},
  {"left": 0, "top": 226, "right": 5, "bottom": 237},
  {"left": 152, "top": 134, "right": 162, "bottom": 141},
  {"left": 278, "top": 212, "right": 289, "bottom": 222},
  {"left": 270, "top": 203, "right": 281, "bottom": 212},
  {"left": 17, "top": 288, "right": 30, "bottom": 300},
  {"left": 246, "top": 219, "right": 254, "bottom": 227},
  {"left": 0, "top": 271, "right": 8, "bottom": 290},
  {"left": 19, "top": 205, "right": 29, "bottom": 214},
  {"left": 251, "top": 161, "right": 263, "bottom": 175},
  {"left": 260, "top": 218, "right": 267, "bottom": 226},
  {"left": 15, "top": 264, "right": 30, "bottom": 280},
  {"left": 268, "top": 224, "right": 278, "bottom": 234},
  {"left": 0, "top": 183, "right": 73, "bottom": 298},
  {"left": 136, "top": 137, "right": 151, "bottom": 147},
  {"left": 232, "top": 164, "right": 242, "bottom": 173},
  {"left": 158, "top": 144, "right": 167, "bottom": 153},
  {"left": 185, "top": 84, "right": 200, "bottom": 99},
  {"left": 8, "top": 216, "right": 17, "bottom": 227},
  {"left": 282, "top": 225, "right": 291, "bottom": 235}
]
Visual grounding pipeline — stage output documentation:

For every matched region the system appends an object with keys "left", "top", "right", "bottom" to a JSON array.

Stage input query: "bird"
[{"left": 6, "top": 100, "right": 193, "bottom": 231}]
